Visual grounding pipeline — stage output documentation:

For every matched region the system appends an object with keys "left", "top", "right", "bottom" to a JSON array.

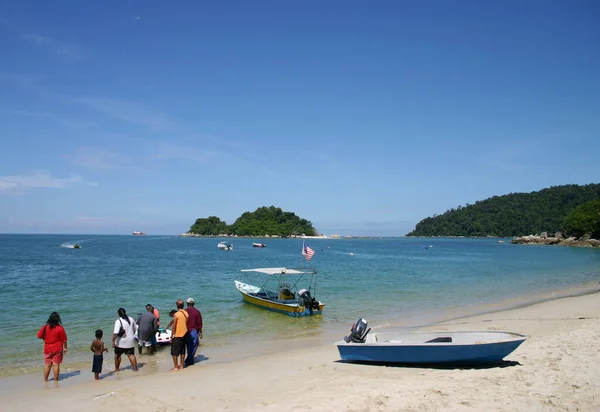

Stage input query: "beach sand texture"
[{"left": 3, "top": 291, "right": 599, "bottom": 411}]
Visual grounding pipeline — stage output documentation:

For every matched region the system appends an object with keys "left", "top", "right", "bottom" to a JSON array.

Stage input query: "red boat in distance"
[{"left": 133, "top": 231, "right": 147, "bottom": 236}]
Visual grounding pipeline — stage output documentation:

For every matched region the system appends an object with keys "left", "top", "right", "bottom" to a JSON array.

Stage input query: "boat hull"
[
  {"left": 336, "top": 331, "right": 526, "bottom": 365},
  {"left": 234, "top": 280, "right": 324, "bottom": 317}
]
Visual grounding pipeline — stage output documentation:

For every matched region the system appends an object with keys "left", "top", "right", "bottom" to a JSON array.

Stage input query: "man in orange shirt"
[{"left": 170, "top": 299, "right": 188, "bottom": 371}]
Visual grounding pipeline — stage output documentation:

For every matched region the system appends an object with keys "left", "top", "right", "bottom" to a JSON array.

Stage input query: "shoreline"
[
  {"left": 3, "top": 289, "right": 599, "bottom": 411},
  {"left": 2, "top": 281, "right": 600, "bottom": 409}
]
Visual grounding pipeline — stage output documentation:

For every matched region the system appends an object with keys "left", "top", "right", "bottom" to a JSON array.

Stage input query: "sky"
[{"left": 0, "top": 1, "right": 599, "bottom": 236}]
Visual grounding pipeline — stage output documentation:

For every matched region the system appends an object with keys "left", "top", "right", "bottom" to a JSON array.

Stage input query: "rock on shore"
[{"left": 511, "top": 232, "right": 600, "bottom": 248}]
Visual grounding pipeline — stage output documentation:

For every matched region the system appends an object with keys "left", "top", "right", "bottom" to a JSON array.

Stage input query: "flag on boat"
[{"left": 302, "top": 242, "right": 315, "bottom": 261}]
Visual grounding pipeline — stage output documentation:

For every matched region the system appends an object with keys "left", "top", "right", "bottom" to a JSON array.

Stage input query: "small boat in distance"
[
  {"left": 73, "top": 243, "right": 80, "bottom": 249},
  {"left": 218, "top": 241, "right": 233, "bottom": 251},
  {"left": 336, "top": 318, "right": 527, "bottom": 365},
  {"left": 133, "top": 231, "right": 147, "bottom": 236},
  {"left": 252, "top": 243, "right": 267, "bottom": 248},
  {"left": 234, "top": 267, "right": 324, "bottom": 317}
]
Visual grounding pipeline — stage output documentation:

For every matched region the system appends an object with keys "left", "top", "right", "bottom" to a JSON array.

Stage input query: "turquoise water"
[{"left": 0, "top": 234, "right": 599, "bottom": 376}]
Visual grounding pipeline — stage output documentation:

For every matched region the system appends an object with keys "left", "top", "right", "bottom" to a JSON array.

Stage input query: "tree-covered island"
[
  {"left": 406, "top": 184, "right": 600, "bottom": 242},
  {"left": 185, "top": 206, "right": 318, "bottom": 237}
]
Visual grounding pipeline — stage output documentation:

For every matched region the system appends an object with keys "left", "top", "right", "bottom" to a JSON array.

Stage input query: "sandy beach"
[{"left": 2, "top": 287, "right": 599, "bottom": 411}]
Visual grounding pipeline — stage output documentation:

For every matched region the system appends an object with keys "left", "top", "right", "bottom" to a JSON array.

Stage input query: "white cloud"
[
  {"left": 0, "top": 73, "right": 43, "bottom": 88},
  {"left": 72, "top": 216, "right": 131, "bottom": 227},
  {"left": 72, "top": 147, "right": 132, "bottom": 170},
  {"left": 151, "top": 143, "right": 219, "bottom": 163},
  {"left": 9, "top": 109, "right": 56, "bottom": 118},
  {"left": 74, "top": 97, "right": 173, "bottom": 132},
  {"left": 0, "top": 170, "right": 96, "bottom": 192},
  {"left": 135, "top": 16, "right": 141, "bottom": 20},
  {"left": 20, "top": 33, "right": 53, "bottom": 44},
  {"left": 19, "top": 32, "right": 86, "bottom": 59}
]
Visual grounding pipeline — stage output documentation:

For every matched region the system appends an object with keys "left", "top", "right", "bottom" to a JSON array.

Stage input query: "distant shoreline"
[{"left": 179, "top": 233, "right": 393, "bottom": 239}]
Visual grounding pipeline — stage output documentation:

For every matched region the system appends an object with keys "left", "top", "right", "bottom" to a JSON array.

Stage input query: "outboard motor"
[
  {"left": 343, "top": 318, "right": 371, "bottom": 343},
  {"left": 298, "top": 288, "right": 320, "bottom": 314}
]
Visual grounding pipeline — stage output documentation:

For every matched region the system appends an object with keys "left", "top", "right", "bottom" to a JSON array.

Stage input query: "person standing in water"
[
  {"left": 112, "top": 308, "right": 138, "bottom": 372},
  {"left": 137, "top": 304, "right": 158, "bottom": 354},
  {"left": 170, "top": 299, "right": 188, "bottom": 371},
  {"left": 184, "top": 297, "right": 203, "bottom": 366},
  {"left": 90, "top": 329, "right": 108, "bottom": 380},
  {"left": 37, "top": 312, "right": 68, "bottom": 381}
]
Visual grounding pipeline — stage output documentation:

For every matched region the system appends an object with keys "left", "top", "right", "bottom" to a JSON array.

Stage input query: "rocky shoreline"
[{"left": 510, "top": 232, "right": 600, "bottom": 248}]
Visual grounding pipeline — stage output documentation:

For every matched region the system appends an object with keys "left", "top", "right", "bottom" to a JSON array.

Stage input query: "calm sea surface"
[{"left": 0, "top": 234, "right": 599, "bottom": 376}]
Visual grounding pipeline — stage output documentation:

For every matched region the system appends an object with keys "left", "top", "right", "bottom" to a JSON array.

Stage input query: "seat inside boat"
[{"left": 279, "top": 288, "right": 295, "bottom": 300}]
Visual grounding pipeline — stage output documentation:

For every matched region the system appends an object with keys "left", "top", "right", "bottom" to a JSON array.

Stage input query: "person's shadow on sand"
[
  {"left": 184, "top": 354, "right": 209, "bottom": 367},
  {"left": 57, "top": 370, "right": 81, "bottom": 380},
  {"left": 44, "top": 370, "right": 81, "bottom": 384}
]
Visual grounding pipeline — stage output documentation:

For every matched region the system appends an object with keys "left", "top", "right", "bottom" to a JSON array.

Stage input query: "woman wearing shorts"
[
  {"left": 112, "top": 308, "right": 138, "bottom": 372},
  {"left": 37, "top": 312, "right": 68, "bottom": 381}
]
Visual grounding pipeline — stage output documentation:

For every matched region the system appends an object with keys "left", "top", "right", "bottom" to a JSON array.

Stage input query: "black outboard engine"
[
  {"left": 298, "top": 288, "right": 320, "bottom": 314},
  {"left": 343, "top": 318, "right": 371, "bottom": 343}
]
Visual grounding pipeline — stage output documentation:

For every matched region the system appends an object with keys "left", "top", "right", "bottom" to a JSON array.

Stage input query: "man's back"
[{"left": 137, "top": 312, "right": 157, "bottom": 340}]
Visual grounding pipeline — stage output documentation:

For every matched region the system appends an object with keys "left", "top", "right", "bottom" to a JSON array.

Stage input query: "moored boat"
[
  {"left": 133, "top": 231, "right": 147, "bottom": 236},
  {"left": 234, "top": 267, "right": 324, "bottom": 317},
  {"left": 252, "top": 243, "right": 267, "bottom": 248},
  {"left": 218, "top": 241, "right": 233, "bottom": 251},
  {"left": 336, "top": 318, "right": 527, "bottom": 365}
]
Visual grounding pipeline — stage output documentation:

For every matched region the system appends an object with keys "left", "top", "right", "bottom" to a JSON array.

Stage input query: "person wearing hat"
[{"left": 184, "top": 297, "right": 203, "bottom": 366}]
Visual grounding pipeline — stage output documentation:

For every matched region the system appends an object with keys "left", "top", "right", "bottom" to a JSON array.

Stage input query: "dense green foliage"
[
  {"left": 189, "top": 216, "right": 229, "bottom": 236},
  {"left": 407, "top": 184, "right": 600, "bottom": 237},
  {"left": 188, "top": 206, "right": 317, "bottom": 237},
  {"left": 561, "top": 200, "right": 600, "bottom": 239}
]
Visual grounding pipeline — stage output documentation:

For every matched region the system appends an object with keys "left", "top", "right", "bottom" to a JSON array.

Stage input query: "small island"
[
  {"left": 406, "top": 184, "right": 600, "bottom": 248},
  {"left": 182, "top": 206, "right": 319, "bottom": 238}
]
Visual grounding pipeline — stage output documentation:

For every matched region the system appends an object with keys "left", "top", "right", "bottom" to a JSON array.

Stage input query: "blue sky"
[{"left": 1, "top": 1, "right": 599, "bottom": 236}]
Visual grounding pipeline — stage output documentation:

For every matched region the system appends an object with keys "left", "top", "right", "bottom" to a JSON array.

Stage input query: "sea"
[{"left": 0, "top": 234, "right": 599, "bottom": 381}]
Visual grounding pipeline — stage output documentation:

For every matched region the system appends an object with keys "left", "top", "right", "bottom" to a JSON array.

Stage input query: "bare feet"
[{"left": 169, "top": 367, "right": 179, "bottom": 372}]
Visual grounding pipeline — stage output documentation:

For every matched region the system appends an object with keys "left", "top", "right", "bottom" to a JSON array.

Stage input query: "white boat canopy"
[{"left": 240, "top": 267, "right": 316, "bottom": 275}]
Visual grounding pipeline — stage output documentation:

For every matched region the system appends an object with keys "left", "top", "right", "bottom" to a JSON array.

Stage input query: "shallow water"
[{"left": 0, "top": 234, "right": 599, "bottom": 377}]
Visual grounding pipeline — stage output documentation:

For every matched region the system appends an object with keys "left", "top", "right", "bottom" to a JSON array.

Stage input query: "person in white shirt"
[{"left": 112, "top": 307, "right": 138, "bottom": 372}]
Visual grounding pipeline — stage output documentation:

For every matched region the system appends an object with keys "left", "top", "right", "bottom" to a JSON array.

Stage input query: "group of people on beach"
[{"left": 36, "top": 298, "right": 203, "bottom": 381}]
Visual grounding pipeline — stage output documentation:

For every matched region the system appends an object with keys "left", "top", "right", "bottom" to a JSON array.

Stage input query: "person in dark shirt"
[
  {"left": 137, "top": 304, "right": 158, "bottom": 354},
  {"left": 184, "top": 297, "right": 203, "bottom": 366}
]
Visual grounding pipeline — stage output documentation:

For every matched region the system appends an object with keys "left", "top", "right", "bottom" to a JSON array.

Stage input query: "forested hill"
[
  {"left": 406, "top": 184, "right": 600, "bottom": 237},
  {"left": 187, "top": 206, "right": 317, "bottom": 237}
]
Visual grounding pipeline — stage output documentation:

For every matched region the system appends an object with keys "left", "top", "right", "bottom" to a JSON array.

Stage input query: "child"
[{"left": 90, "top": 329, "right": 108, "bottom": 380}]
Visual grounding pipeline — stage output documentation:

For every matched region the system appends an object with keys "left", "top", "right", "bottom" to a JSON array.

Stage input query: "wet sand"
[{"left": 2, "top": 284, "right": 599, "bottom": 411}]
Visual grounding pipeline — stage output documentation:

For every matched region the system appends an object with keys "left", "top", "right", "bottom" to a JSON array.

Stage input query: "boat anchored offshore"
[
  {"left": 252, "top": 243, "right": 267, "bottom": 248},
  {"left": 336, "top": 318, "right": 527, "bottom": 365},
  {"left": 234, "top": 267, "right": 324, "bottom": 317},
  {"left": 218, "top": 241, "right": 233, "bottom": 251}
]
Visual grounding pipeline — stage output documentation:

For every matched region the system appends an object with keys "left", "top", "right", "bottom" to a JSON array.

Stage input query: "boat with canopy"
[{"left": 234, "top": 267, "right": 324, "bottom": 316}]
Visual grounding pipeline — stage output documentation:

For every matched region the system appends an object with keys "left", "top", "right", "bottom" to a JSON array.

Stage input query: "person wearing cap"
[{"left": 184, "top": 297, "right": 203, "bottom": 366}]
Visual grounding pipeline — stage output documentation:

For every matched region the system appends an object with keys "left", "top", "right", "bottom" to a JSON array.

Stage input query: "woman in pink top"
[{"left": 37, "top": 312, "right": 68, "bottom": 381}]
